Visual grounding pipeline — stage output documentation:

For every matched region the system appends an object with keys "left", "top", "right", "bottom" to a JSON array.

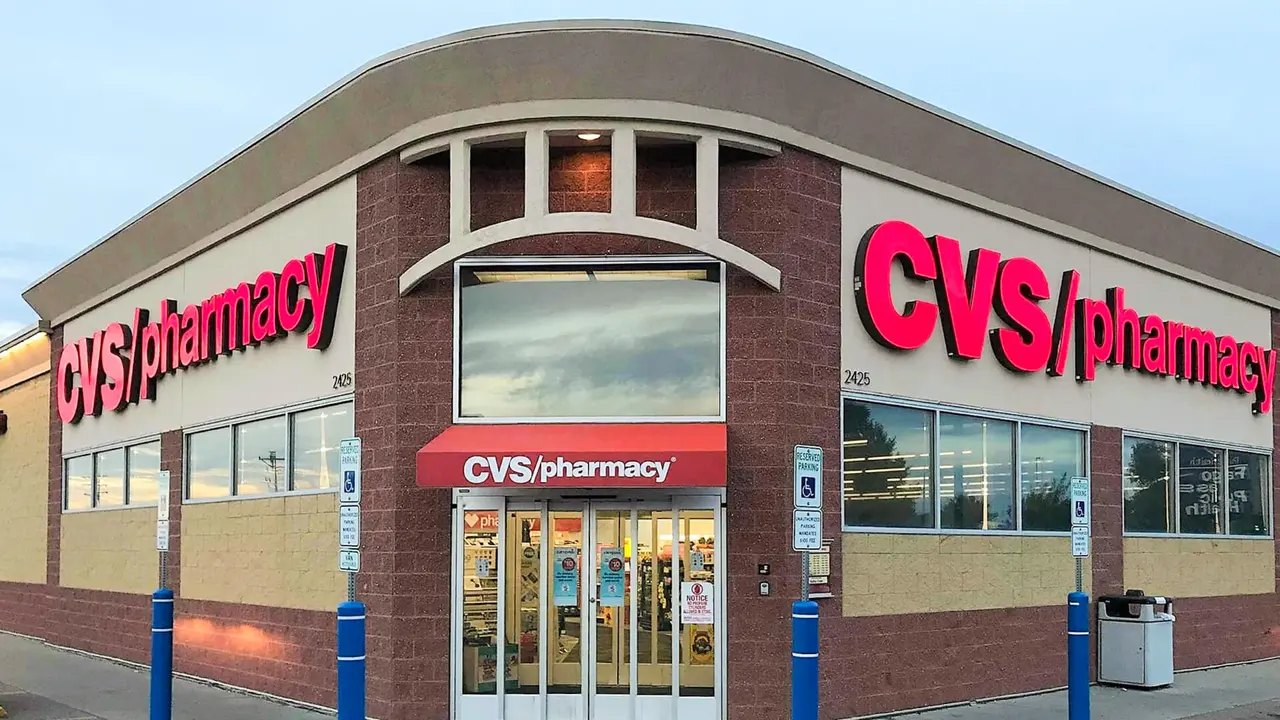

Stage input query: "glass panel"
[
  {"left": 1020, "top": 425, "right": 1085, "bottom": 531},
  {"left": 508, "top": 511, "right": 541, "bottom": 694},
  {"left": 1178, "top": 444, "right": 1224, "bottom": 535},
  {"left": 234, "top": 416, "right": 288, "bottom": 496},
  {"left": 94, "top": 448, "right": 125, "bottom": 508},
  {"left": 842, "top": 400, "right": 935, "bottom": 528},
  {"left": 127, "top": 442, "right": 162, "bottom": 505},
  {"left": 548, "top": 510, "right": 584, "bottom": 693},
  {"left": 594, "top": 510, "right": 633, "bottom": 694},
  {"left": 938, "top": 414, "right": 1015, "bottom": 530},
  {"left": 462, "top": 510, "right": 500, "bottom": 695},
  {"left": 678, "top": 510, "right": 715, "bottom": 696},
  {"left": 1227, "top": 450, "right": 1269, "bottom": 536},
  {"left": 458, "top": 263, "right": 722, "bottom": 419},
  {"left": 1123, "top": 438, "right": 1175, "bottom": 533},
  {"left": 291, "top": 403, "right": 354, "bottom": 491},
  {"left": 64, "top": 455, "right": 93, "bottom": 510},
  {"left": 636, "top": 511, "right": 673, "bottom": 694},
  {"left": 187, "top": 428, "right": 231, "bottom": 499}
]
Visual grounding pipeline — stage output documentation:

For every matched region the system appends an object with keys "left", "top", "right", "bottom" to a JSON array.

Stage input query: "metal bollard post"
[
  {"left": 791, "top": 600, "right": 819, "bottom": 720},
  {"left": 337, "top": 601, "right": 366, "bottom": 720},
  {"left": 1067, "top": 591, "right": 1090, "bottom": 720},
  {"left": 149, "top": 588, "right": 174, "bottom": 720}
]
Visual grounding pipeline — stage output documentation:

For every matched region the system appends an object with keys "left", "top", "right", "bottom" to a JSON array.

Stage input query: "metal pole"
[
  {"left": 791, "top": 599, "right": 819, "bottom": 720},
  {"left": 149, "top": 588, "right": 174, "bottom": 720},
  {"left": 1075, "top": 558, "right": 1083, "bottom": 593},
  {"left": 1067, "top": 591, "right": 1090, "bottom": 720},
  {"left": 337, "top": 601, "right": 367, "bottom": 720},
  {"left": 800, "top": 552, "right": 810, "bottom": 602}
]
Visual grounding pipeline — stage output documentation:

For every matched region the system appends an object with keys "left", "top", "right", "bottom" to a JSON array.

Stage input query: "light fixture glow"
[{"left": 577, "top": 132, "right": 602, "bottom": 141}]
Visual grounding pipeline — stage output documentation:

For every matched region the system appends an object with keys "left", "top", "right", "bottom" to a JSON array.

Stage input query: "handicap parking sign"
[
  {"left": 800, "top": 475, "right": 817, "bottom": 500},
  {"left": 343, "top": 470, "right": 357, "bottom": 495}
]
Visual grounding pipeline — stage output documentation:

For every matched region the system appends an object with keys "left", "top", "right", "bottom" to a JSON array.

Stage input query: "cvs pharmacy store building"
[{"left": 12, "top": 20, "right": 1280, "bottom": 720}]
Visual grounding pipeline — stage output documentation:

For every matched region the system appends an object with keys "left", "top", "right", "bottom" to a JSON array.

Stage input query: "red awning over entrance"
[{"left": 416, "top": 423, "right": 727, "bottom": 489}]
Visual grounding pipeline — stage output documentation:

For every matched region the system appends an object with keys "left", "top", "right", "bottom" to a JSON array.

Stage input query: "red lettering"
[
  {"left": 1047, "top": 270, "right": 1080, "bottom": 377},
  {"left": 1166, "top": 322, "right": 1185, "bottom": 379},
  {"left": 1239, "top": 342, "right": 1259, "bottom": 397},
  {"left": 251, "top": 271, "right": 282, "bottom": 344},
  {"left": 100, "top": 323, "right": 131, "bottom": 412},
  {"left": 158, "top": 300, "right": 181, "bottom": 374},
  {"left": 222, "top": 283, "right": 253, "bottom": 351},
  {"left": 1252, "top": 348, "right": 1276, "bottom": 415},
  {"left": 1216, "top": 336, "right": 1240, "bottom": 390},
  {"left": 124, "top": 307, "right": 148, "bottom": 404},
  {"left": 56, "top": 342, "right": 83, "bottom": 424},
  {"left": 931, "top": 236, "right": 999, "bottom": 360},
  {"left": 1140, "top": 315, "right": 1166, "bottom": 374},
  {"left": 1073, "top": 298, "right": 1113, "bottom": 382},
  {"left": 304, "top": 243, "right": 348, "bottom": 350},
  {"left": 179, "top": 304, "right": 201, "bottom": 367},
  {"left": 200, "top": 297, "right": 220, "bottom": 363},
  {"left": 853, "top": 221, "right": 938, "bottom": 351},
  {"left": 1106, "top": 288, "right": 1141, "bottom": 369},
  {"left": 278, "top": 258, "right": 312, "bottom": 334},
  {"left": 1182, "top": 326, "right": 1218, "bottom": 385},
  {"left": 989, "top": 257, "right": 1052, "bottom": 373},
  {"left": 140, "top": 322, "right": 162, "bottom": 401}
]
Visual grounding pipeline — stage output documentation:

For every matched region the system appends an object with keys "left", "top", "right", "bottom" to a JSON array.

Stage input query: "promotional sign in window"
[
  {"left": 681, "top": 581, "right": 714, "bottom": 625},
  {"left": 553, "top": 547, "right": 579, "bottom": 607},
  {"left": 599, "top": 548, "right": 625, "bottom": 607}
]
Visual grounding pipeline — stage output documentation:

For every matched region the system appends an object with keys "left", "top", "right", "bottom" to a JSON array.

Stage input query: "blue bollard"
[
  {"left": 791, "top": 600, "right": 819, "bottom": 720},
  {"left": 337, "top": 601, "right": 366, "bottom": 720},
  {"left": 1067, "top": 592, "right": 1090, "bottom": 720},
  {"left": 149, "top": 588, "right": 174, "bottom": 720}
]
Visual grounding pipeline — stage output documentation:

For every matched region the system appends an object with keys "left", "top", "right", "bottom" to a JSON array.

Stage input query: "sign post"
[
  {"left": 791, "top": 445, "right": 823, "bottom": 720},
  {"left": 337, "top": 438, "right": 365, "bottom": 720},
  {"left": 150, "top": 470, "right": 173, "bottom": 720},
  {"left": 1067, "top": 476, "right": 1091, "bottom": 720}
]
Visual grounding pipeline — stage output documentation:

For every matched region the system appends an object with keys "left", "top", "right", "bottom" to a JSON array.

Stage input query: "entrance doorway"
[{"left": 453, "top": 494, "right": 723, "bottom": 720}]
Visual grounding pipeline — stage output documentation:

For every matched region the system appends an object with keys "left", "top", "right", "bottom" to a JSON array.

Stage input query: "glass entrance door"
[{"left": 454, "top": 495, "right": 722, "bottom": 720}]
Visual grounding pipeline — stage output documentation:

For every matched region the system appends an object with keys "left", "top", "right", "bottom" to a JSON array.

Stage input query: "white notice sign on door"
[{"left": 681, "top": 581, "right": 714, "bottom": 625}]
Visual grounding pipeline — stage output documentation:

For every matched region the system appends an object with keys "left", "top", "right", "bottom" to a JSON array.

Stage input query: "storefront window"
[
  {"left": 235, "top": 416, "right": 288, "bottom": 496},
  {"left": 457, "top": 262, "right": 722, "bottom": 420},
  {"left": 1123, "top": 438, "right": 1175, "bottom": 533},
  {"left": 291, "top": 403, "right": 354, "bottom": 490},
  {"left": 127, "top": 442, "right": 162, "bottom": 505},
  {"left": 188, "top": 427, "right": 232, "bottom": 499},
  {"left": 1178, "top": 444, "right": 1224, "bottom": 535},
  {"left": 94, "top": 448, "right": 125, "bottom": 508},
  {"left": 64, "top": 455, "right": 93, "bottom": 510},
  {"left": 1019, "top": 424, "right": 1085, "bottom": 532},
  {"left": 843, "top": 401, "right": 934, "bottom": 529},
  {"left": 1227, "top": 450, "right": 1269, "bottom": 536},
  {"left": 938, "top": 413, "right": 1015, "bottom": 530}
]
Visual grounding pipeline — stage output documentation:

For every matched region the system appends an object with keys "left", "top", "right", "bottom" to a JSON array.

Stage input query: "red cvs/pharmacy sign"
[
  {"left": 57, "top": 243, "right": 347, "bottom": 425},
  {"left": 854, "top": 221, "right": 1277, "bottom": 415}
]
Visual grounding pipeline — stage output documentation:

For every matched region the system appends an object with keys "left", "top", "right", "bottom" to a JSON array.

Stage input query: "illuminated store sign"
[
  {"left": 854, "top": 220, "right": 1276, "bottom": 414},
  {"left": 56, "top": 243, "right": 347, "bottom": 425}
]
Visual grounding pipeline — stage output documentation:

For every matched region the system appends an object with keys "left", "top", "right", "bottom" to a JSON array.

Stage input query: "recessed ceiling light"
[{"left": 577, "top": 132, "right": 602, "bottom": 141}]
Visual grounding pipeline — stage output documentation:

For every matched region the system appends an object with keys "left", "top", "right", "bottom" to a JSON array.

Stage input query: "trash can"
[{"left": 1097, "top": 589, "right": 1175, "bottom": 689}]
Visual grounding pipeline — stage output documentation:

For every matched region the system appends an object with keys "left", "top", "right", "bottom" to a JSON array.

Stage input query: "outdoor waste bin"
[{"left": 1097, "top": 589, "right": 1175, "bottom": 689}]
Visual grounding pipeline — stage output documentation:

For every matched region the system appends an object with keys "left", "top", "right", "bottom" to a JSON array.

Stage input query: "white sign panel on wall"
[
  {"left": 793, "top": 445, "right": 823, "bottom": 510},
  {"left": 1070, "top": 477, "right": 1090, "bottom": 527},
  {"left": 339, "top": 438, "right": 362, "bottom": 503}
]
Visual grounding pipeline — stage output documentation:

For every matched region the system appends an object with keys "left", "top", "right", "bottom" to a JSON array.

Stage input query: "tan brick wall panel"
[
  {"left": 60, "top": 508, "right": 157, "bottom": 594},
  {"left": 0, "top": 374, "right": 50, "bottom": 584},
  {"left": 843, "top": 534, "right": 1092, "bottom": 616},
  {"left": 1124, "top": 537, "right": 1275, "bottom": 598},
  {"left": 181, "top": 494, "right": 344, "bottom": 611}
]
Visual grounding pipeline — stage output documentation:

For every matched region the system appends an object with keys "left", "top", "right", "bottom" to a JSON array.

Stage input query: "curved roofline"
[{"left": 22, "top": 19, "right": 1276, "bottom": 299}]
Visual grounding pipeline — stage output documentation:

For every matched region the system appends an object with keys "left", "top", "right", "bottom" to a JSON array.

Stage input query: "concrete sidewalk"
[
  {"left": 895, "top": 657, "right": 1280, "bottom": 720},
  {"left": 0, "top": 632, "right": 329, "bottom": 720}
]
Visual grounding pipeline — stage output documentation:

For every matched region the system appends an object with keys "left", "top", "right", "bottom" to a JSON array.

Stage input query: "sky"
[{"left": 1, "top": 0, "right": 1277, "bottom": 340}]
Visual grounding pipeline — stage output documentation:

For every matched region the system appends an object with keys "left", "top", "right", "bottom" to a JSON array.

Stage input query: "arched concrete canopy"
[{"left": 24, "top": 20, "right": 1280, "bottom": 323}]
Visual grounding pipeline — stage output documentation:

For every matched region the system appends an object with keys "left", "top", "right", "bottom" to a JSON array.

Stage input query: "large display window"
[
  {"left": 62, "top": 438, "right": 161, "bottom": 511},
  {"left": 841, "top": 396, "right": 1088, "bottom": 534}
]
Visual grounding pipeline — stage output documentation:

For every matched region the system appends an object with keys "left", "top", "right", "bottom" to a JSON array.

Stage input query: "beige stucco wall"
[
  {"left": 842, "top": 534, "right": 1091, "bottom": 617},
  {"left": 1124, "top": 537, "right": 1275, "bottom": 598},
  {"left": 62, "top": 177, "right": 357, "bottom": 453},
  {"left": 841, "top": 167, "right": 1274, "bottom": 448},
  {"left": 0, "top": 373, "right": 50, "bottom": 584},
  {"left": 181, "top": 494, "right": 344, "bottom": 611},
  {"left": 60, "top": 508, "right": 158, "bottom": 593}
]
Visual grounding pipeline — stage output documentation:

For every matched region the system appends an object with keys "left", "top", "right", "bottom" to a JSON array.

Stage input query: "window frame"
[
  {"left": 451, "top": 255, "right": 728, "bottom": 425},
  {"left": 1122, "top": 430, "right": 1273, "bottom": 540},
  {"left": 61, "top": 435, "right": 163, "bottom": 513},
  {"left": 181, "top": 395, "right": 355, "bottom": 505},
  {"left": 840, "top": 391, "right": 1091, "bottom": 537}
]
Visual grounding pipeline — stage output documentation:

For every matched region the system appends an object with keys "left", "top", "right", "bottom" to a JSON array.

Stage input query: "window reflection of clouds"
[
  {"left": 459, "top": 266, "right": 721, "bottom": 419},
  {"left": 94, "top": 448, "right": 125, "bottom": 507},
  {"left": 128, "top": 442, "right": 161, "bottom": 505},
  {"left": 292, "top": 403, "right": 353, "bottom": 490},
  {"left": 65, "top": 456, "right": 93, "bottom": 510},
  {"left": 235, "top": 417, "right": 288, "bottom": 496},
  {"left": 188, "top": 428, "right": 231, "bottom": 499}
]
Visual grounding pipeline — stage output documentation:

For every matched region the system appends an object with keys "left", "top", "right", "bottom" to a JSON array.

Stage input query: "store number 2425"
[{"left": 842, "top": 370, "right": 871, "bottom": 387}]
